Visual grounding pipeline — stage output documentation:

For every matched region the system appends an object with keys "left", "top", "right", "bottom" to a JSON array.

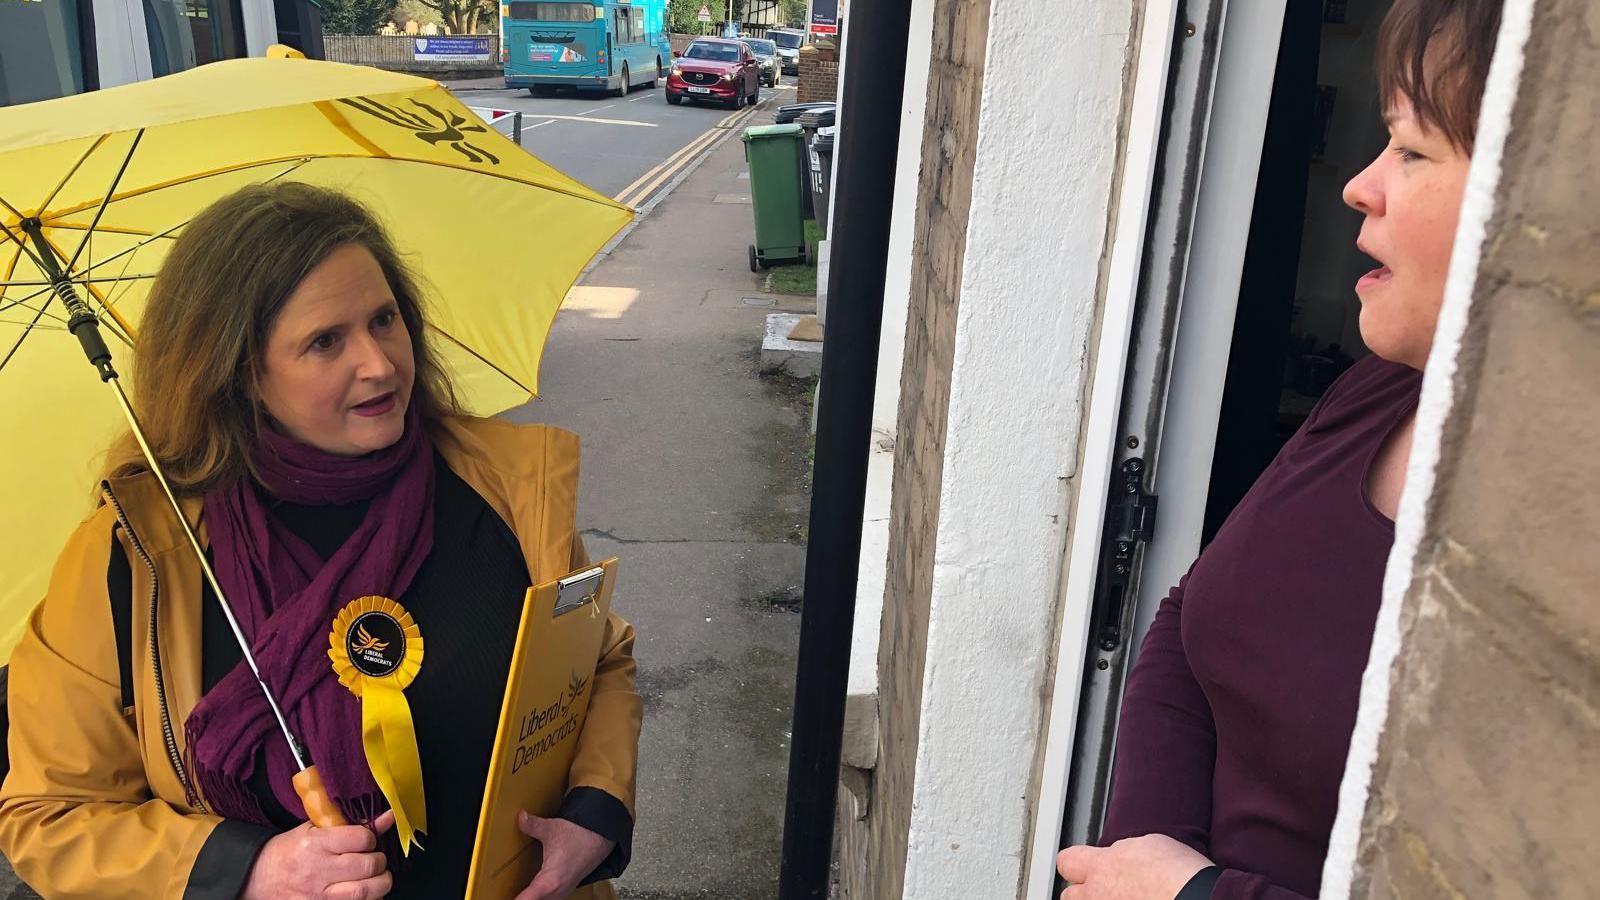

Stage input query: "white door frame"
[
  {"left": 1130, "top": 0, "right": 1287, "bottom": 652},
  {"left": 1022, "top": 0, "right": 1289, "bottom": 892}
]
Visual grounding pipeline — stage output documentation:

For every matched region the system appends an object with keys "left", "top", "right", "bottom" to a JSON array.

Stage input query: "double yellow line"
[{"left": 612, "top": 100, "right": 769, "bottom": 209}]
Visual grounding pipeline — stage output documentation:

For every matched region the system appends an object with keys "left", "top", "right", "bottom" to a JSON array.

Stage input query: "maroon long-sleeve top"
[{"left": 1101, "top": 356, "right": 1422, "bottom": 899}]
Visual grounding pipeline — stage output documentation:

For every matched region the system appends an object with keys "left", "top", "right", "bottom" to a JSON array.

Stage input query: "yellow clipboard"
[{"left": 464, "top": 557, "right": 619, "bottom": 899}]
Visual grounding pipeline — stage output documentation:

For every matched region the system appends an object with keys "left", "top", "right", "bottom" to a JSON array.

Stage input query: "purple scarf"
[{"left": 187, "top": 405, "right": 435, "bottom": 826}]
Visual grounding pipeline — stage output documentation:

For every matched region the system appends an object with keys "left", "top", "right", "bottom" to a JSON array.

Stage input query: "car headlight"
[{"left": 722, "top": 71, "right": 736, "bottom": 81}]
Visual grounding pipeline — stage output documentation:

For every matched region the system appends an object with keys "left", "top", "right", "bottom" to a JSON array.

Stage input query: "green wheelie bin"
[{"left": 742, "top": 123, "right": 809, "bottom": 271}]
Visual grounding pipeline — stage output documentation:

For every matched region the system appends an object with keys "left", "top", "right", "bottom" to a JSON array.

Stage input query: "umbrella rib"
[
  {"left": 95, "top": 246, "right": 147, "bottom": 347},
  {"left": 45, "top": 153, "right": 627, "bottom": 222},
  {"left": 0, "top": 244, "right": 18, "bottom": 306},
  {"left": 0, "top": 295, "right": 70, "bottom": 326},
  {"left": 36, "top": 157, "right": 310, "bottom": 287},
  {"left": 45, "top": 222, "right": 175, "bottom": 240},
  {"left": 66, "top": 129, "right": 144, "bottom": 274},
  {"left": 0, "top": 273, "right": 158, "bottom": 289},
  {"left": 0, "top": 218, "right": 50, "bottom": 274},
  {"left": 41, "top": 231, "right": 135, "bottom": 345},
  {"left": 1, "top": 158, "right": 309, "bottom": 337},
  {"left": 0, "top": 193, "right": 28, "bottom": 223},
  {"left": 427, "top": 324, "right": 534, "bottom": 398},
  {"left": 40, "top": 133, "right": 113, "bottom": 216},
  {"left": 0, "top": 293, "right": 54, "bottom": 375},
  {"left": 44, "top": 156, "right": 323, "bottom": 220}
]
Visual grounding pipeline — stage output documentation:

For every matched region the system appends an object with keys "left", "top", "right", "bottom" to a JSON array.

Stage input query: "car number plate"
[{"left": 688, "top": 86, "right": 711, "bottom": 94}]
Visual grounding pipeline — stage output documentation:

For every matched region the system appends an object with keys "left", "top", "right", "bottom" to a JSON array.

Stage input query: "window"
[
  {"left": 0, "top": 0, "right": 87, "bottom": 105},
  {"left": 768, "top": 30, "right": 803, "bottom": 49},
  {"left": 144, "top": 0, "right": 246, "bottom": 77},
  {"left": 508, "top": 1, "right": 597, "bottom": 22},
  {"left": 683, "top": 41, "right": 740, "bottom": 62},
  {"left": 611, "top": 7, "right": 643, "bottom": 45}
]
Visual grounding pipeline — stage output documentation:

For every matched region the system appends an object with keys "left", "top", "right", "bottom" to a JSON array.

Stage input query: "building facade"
[
  {"left": 834, "top": 0, "right": 1595, "bottom": 895},
  {"left": 0, "top": 0, "right": 323, "bottom": 107}
]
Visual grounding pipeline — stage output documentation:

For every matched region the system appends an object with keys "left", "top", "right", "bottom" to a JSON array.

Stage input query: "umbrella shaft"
[
  {"left": 107, "top": 358, "right": 310, "bottom": 772},
  {"left": 20, "top": 219, "right": 116, "bottom": 382},
  {"left": 17, "top": 219, "right": 309, "bottom": 771}
]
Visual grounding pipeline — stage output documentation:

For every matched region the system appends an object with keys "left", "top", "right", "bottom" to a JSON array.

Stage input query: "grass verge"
[{"left": 764, "top": 219, "right": 824, "bottom": 296}]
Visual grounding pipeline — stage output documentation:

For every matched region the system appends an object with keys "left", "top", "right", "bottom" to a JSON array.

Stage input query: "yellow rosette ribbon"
[{"left": 328, "top": 596, "right": 427, "bottom": 854}]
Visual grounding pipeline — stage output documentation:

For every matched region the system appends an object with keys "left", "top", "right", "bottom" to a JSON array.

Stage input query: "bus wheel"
[
  {"left": 614, "top": 65, "right": 630, "bottom": 98},
  {"left": 648, "top": 59, "right": 662, "bottom": 88}
]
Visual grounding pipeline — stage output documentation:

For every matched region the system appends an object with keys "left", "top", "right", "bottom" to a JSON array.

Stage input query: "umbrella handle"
[{"left": 292, "top": 766, "right": 349, "bottom": 828}]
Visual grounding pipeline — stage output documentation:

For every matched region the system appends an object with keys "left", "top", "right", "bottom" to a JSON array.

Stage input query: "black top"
[{"left": 109, "top": 455, "right": 630, "bottom": 899}]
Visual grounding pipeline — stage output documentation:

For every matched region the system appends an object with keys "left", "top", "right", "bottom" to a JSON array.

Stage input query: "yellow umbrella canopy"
[{"left": 0, "top": 55, "right": 632, "bottom": 662}]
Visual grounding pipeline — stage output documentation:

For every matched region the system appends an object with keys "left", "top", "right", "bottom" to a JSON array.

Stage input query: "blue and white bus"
[{"left": 502, "top": 0, "right": 671, "bottom": 96}]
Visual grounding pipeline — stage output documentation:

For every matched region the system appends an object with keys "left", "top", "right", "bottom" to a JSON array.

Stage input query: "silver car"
[{"left": 741, "top": 38, "right": 780, "bottom": 86}]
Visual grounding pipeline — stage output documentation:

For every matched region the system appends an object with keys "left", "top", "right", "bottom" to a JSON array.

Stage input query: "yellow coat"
[{"left": 0, "top": 416, "right": 639, "bottom": 899}]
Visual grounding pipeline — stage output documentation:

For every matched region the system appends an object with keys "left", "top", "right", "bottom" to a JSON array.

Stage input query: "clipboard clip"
[{"left": 553, "top": 566, "right": 605, "bottom": 618}]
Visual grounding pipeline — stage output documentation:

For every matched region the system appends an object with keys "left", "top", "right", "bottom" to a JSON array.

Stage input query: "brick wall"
[
  {"left": 845, "top": 0, "right": 994, "bottom": 895},
  {"left": 1347, "top": 0, "right": 1600, "bottom": 895},
  {"left": 796, "top": 43, "right": 840, "bottom": 104}
]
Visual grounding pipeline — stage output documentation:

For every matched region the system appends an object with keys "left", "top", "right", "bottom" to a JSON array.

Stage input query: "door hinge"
[{"left": 1090, "top": 457, "right": 1159, "bottom": 653}]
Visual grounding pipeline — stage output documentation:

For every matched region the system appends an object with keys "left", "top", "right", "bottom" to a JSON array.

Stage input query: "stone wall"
[{"left": 1344, "top": 0, "right": 1600, "bottom": 895}]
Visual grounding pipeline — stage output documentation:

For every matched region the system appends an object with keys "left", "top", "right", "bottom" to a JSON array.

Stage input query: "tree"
[
  {"left": 668, "top": 0, "right": 702, "bottom": 34},
  {"left": 391, "top": 0, "right": 444, "bottom": 28},
  {"left": 322, "top": 0, "right": 399, "bottom": 33},
  {"left": 781, "top": 0, "right": 805, "bottom": 28},
  {"left": 668, "top": 0, "right": 749, "bottom": 33},
  {"left": 412, "top": 0, "right": 498, "bottom": 34}
]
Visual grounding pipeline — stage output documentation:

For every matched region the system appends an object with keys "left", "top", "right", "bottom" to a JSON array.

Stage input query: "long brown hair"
[
  {"left": 1377, "top": 0, "right": 1504, "bottom": 153},
  {"left": 103, "top": 182, "right": 459, "bottom": 494}
]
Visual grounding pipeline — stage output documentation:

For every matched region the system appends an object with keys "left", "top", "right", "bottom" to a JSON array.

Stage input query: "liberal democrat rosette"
[{"left": 329, "top": 595, "right": 427, "bottom": 853}]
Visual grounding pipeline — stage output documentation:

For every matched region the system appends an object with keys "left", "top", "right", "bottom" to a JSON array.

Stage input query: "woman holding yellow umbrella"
[
  {"left": 0, "top": 181, "right": 641, "bottom": 899},
  {"left": 0, "top": 53, "right": 641, "bottom": 900}
]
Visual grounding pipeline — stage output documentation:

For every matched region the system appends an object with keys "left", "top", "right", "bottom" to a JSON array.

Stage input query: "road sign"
[
  {"left": 810, "top": 0, "right": 839, "bottom": 35},
  {"left": 697, "top": 4, "right": 711, "bottom": 22}
]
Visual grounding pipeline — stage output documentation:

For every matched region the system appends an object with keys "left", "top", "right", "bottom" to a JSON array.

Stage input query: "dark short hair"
[{"left": 1377, "top": 0, "right": 1505, "bottom": 152}]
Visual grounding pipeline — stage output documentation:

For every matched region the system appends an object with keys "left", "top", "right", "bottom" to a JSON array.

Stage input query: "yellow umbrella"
[{"left": 0, "top": 51, "right": 632, "bottom": 671}]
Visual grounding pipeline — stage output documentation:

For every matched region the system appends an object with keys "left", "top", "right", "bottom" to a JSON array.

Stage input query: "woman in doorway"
[
  {"left": 1056, "top": 1, "right": 1503, "bottom": 897},
  {"left": 0, "top": 183, "right": 642, "bottom": 900}
]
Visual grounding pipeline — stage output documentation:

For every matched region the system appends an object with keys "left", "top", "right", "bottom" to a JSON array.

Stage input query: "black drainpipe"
[{"left": 777, "top": 2, "right": 913, "bottom": 897}]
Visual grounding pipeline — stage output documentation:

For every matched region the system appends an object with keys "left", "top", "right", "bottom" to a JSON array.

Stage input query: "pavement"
[
  {"left": 504, "top": 130, "right": 814, "bottom": 898},
  {"left": 0, "top": 86, "right": 814, "bottom": 900}
]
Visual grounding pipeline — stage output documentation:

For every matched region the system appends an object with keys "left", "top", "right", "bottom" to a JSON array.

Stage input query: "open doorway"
[
  {"left": 1049, "top": 0, "right": 1397, "bottom": 866},
  {"left": 1203, "top": 0, "right": 1390, "bottom": 543}
]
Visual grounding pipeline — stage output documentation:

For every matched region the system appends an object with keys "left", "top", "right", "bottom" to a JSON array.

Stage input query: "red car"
[{"left": 666, "top": 38, "right": 761, "bottom": 109}]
